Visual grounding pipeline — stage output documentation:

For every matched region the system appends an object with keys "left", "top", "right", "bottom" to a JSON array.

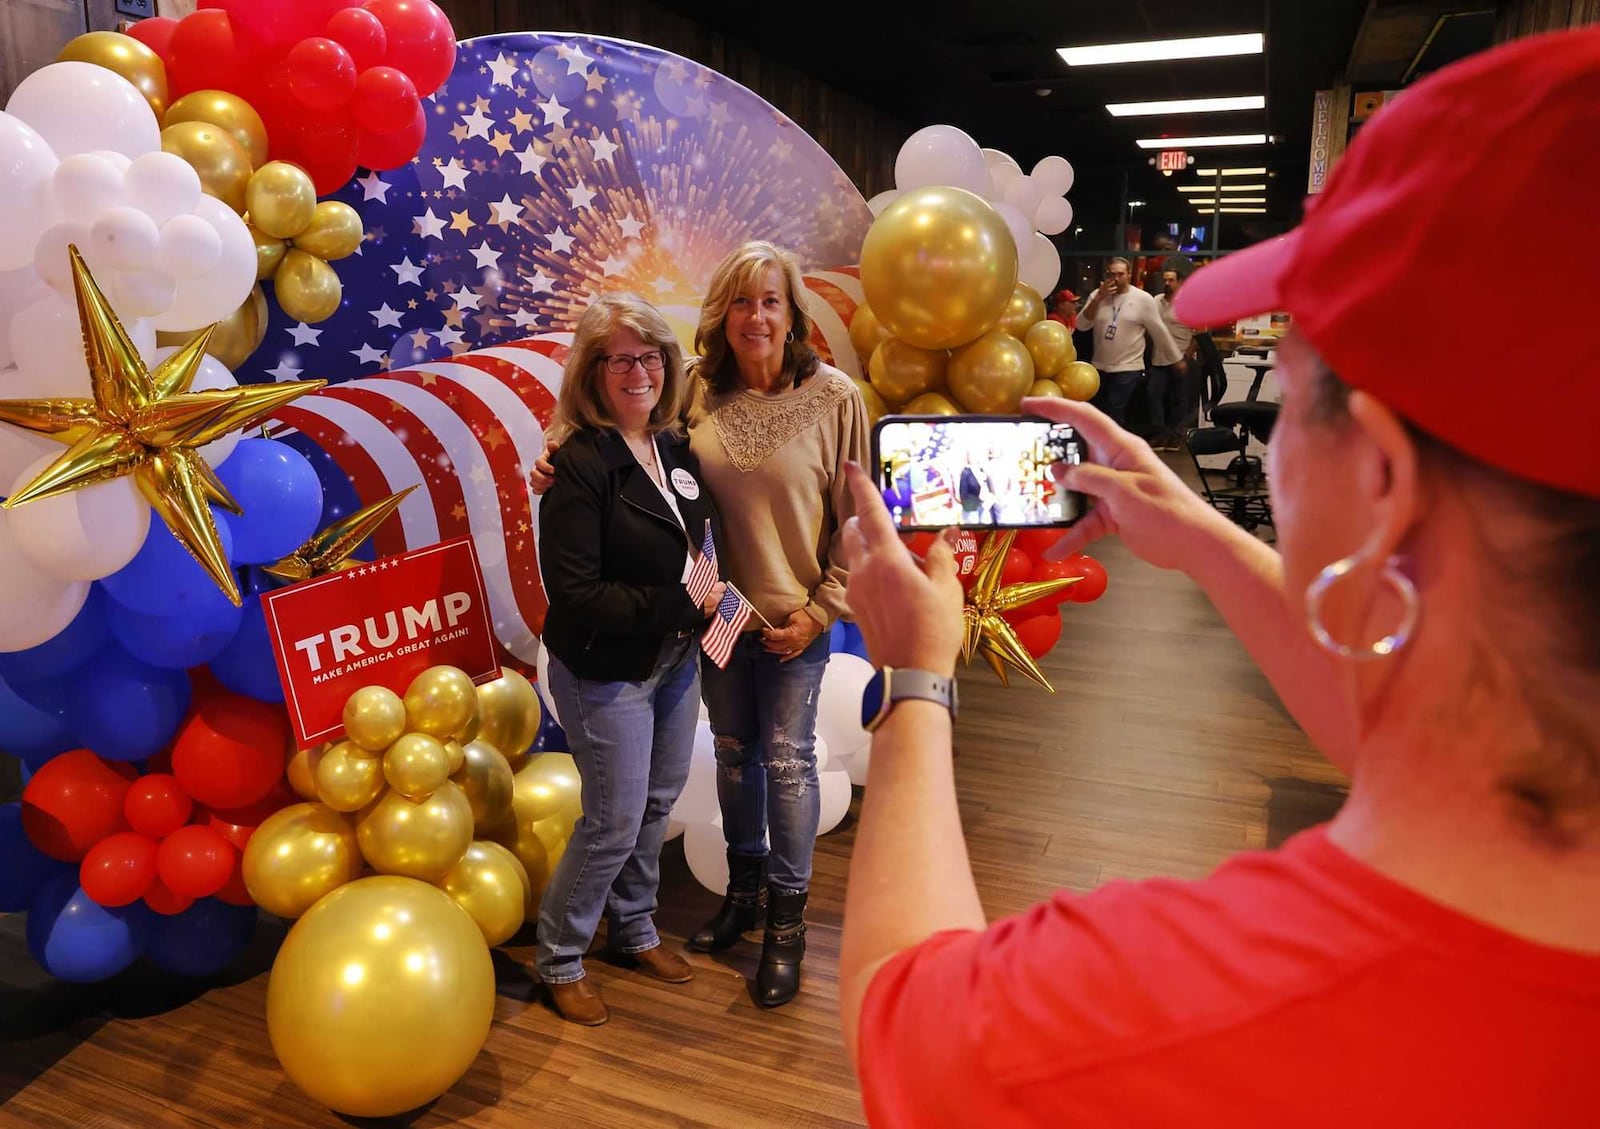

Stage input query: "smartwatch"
[{"left": 860, "top": 667, "right": 958, "bottom": 733}]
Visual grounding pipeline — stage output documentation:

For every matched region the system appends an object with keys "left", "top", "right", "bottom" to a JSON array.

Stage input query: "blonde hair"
[
  {"left": 694, "top": 241, "right": 819, "bottom": 395},
  {"left": 549, "top": 294, "right": 687, "bottom": 445}
]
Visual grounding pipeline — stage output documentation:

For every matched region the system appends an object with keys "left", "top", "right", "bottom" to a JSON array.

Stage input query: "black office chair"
[{"left": 1185, "top": 333, "right": 1278, "bottom": 533}]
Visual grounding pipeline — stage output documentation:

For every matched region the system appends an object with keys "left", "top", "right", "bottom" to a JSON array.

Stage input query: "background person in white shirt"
[
  {"left": 1078, "top": 257, "right": 1182, "bottom": 434},
  {"left": 1153, "top": 268, "right": 1199, "bottom": 450}
]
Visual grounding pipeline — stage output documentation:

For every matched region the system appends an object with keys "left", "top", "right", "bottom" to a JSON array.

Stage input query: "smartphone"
[{"left": 870, "top": 414, "right": 1089, "bottom": 532}]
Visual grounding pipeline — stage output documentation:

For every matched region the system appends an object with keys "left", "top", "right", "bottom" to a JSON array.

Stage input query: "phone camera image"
[{"left": 871, "top": 416, "right": 1089, "bottom": 532}]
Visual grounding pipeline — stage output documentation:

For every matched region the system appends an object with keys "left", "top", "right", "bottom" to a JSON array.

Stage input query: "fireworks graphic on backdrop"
[{"left": 240, "top": 33, "right": 874, "bottom": 387}]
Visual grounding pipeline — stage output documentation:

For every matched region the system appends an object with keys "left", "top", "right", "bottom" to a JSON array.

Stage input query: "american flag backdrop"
[{"left": 259, "top": 32, "right": 870, "bottom": 669}]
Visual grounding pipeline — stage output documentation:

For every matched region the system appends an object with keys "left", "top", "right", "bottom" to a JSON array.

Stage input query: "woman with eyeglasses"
[{"left": 534, "top": 294, "right": 728, "bottom": 1026}]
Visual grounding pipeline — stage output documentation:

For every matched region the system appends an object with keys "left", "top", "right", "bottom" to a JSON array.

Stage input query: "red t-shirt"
[{"left": 859, "top": 827, "right": 1600, "bottom": 1128}]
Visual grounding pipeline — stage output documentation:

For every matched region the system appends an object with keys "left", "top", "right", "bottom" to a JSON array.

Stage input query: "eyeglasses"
[{"left": 598, "top": 351, "right": 666, "bottom": 374}]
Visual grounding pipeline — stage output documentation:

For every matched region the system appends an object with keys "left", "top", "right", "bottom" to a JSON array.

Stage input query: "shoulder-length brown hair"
[
  {"left": 549, "top": 294, "right": 687, "bottom": 444},
  {"left": 694, "top": 241, "right": 820, "bottom": 395}
]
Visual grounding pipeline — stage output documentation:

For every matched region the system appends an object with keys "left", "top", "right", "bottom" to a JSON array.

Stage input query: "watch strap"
[{"left": 864, "top": 667, "right": 958, "bottom": 732}]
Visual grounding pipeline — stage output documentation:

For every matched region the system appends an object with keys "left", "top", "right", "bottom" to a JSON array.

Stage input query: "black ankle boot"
[
  {"left": 756, "top": 886, "right": 806, "bottom": 1008},
  {"left": 688, "top": 852, "right": 767, "bottom": 952}
]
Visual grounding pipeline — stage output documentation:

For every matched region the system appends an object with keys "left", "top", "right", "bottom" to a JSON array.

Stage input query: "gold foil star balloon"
[
  {"left": 961, "top": 530, "right": 1080, "bottom": 692},
  {"left": 262, "top": 485, "right": 419, "bottom": 582},
  {"left": 0, "top": 247, "right": 327, "bottom": 605}
]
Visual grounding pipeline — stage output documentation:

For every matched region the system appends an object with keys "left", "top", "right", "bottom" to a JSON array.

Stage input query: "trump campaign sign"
[{"left": 262, "top": 537, "right": 501, "bottom": 747}]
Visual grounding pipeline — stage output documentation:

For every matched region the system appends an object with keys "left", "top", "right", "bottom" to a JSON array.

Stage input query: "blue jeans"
[
  {"left": 1094, "top": 368, "right": 1145, "bottom": 428},
  {"left": 536, "top": 637, "right": 700, "bottom": 984},
  {"left": 700, "top": 631, "right": 830, "bottom": 892}
]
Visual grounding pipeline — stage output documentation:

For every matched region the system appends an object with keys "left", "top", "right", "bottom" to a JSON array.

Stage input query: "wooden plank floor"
[{"left": 0, "top": 458, "right": 1346, "bottom": 1128}]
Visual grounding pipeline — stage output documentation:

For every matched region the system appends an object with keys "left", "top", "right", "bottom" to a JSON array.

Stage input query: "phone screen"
[{"left": 871, "top": 415, "right": 1089, "bottom": 532}]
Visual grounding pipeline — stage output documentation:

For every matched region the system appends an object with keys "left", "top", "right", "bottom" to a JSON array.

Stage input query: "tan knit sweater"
[{"left": 686, "top": 363, "right": 869, "bottom": 630}]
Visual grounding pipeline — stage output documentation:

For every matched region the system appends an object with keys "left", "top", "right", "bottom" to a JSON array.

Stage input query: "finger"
[
  {"left": 922, "top": 528, "right": 958, "bottom": 584},
  {"left": 841, "top": 518, "right": 868, "bottom": 568},
  {"left": 1055, "top": 460, "right": 1132, "bottom": 502},
  {"left": 1044, "top": 506, "right": 1113, "bottom": 560},
  {"left": 843, "top": 462, "right": 899, "bottom": 549},
  {"left": 1018, "top": 397, "right": 1141, "bottom": 469}
]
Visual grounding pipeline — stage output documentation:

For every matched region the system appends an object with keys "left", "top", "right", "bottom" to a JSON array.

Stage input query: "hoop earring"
[
  {"left": 1305, "top": 553, "right": 1420, "bottom": 661},
  {"left": 784, "top": 331, "right": 794, "bottom": 344}
]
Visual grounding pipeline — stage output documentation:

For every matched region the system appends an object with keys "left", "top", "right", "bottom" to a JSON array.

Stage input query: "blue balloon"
[
  {"left": 829, "top": 620, "right": 870, "bottom": 661},
  {"left": 0, "top": 802, "right": 74, "bottom": 913},
  {"left": 208, "top": 584, "right": 284, "bottom": 704},
  {"left": 65, "top": 646, "right": 192, "bottom": 762},
  {"left": 107, "top": 586, "right": 243, "bottom": 670},
  {"left": 101, "top": 510, "right": 237, "bottom": 617},
  {"left": 278, "top": 433, "right": 375, "bottom": 563},
  {"left": 215, "top": 439, "right": 324, "bottom": 564},
  {"left": 0, "top": 674, "right": 77, "bottom": 767},
  {"left": 26, "top": 873, "right": 153, "bottom": 983},
  {"left": 146, "top": 898, "right": 258, "bottom": 978},
  {"left": 0, "top": 586, "right": 109, "bottom": 685}
]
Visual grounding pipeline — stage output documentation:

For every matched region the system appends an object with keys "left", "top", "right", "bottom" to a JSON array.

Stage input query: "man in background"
[
  {"left": 1151, "top": 267, "right": 1199, "bottom": 450},
  {"left": 1077, "top": 257, "right": 1182, "bottom": 434}
]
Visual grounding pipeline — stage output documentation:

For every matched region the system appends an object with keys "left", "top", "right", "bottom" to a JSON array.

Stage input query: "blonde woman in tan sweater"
[{"left": 532, "top": 241, "right": 869, "bottom": 1007}]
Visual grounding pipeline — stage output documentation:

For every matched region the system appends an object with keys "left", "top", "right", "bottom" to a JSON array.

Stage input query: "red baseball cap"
[{"left": 1176, "top": 27, "right": 1600, "bottom": 498}]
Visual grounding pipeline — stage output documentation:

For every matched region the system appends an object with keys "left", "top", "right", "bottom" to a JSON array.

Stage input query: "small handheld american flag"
[
  {"left": 685, "top": 524, "right": 718, "bottom": 607},
  {"left": 702, "top": 584, "right": 753, "bottom": 668}
]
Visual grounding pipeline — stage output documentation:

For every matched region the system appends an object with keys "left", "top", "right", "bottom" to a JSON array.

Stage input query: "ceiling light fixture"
[
  {"left": 1195, "top": 167, "right": 1268, "bottom": 176},
  {"left": 1192, "top": 197, "right": 1266, "bottom": 205},
  {"left": 1136, "top": 134, "right": 1267, "bottom": 149},
  {"left": 1058, "top": 33, "right": 1264, "bottom": 67},
  {"left": 1177, "top": 183, "right": 1267, "bottom": 193},
  {"left": 1194, "top": 207, "right": 1269, "bottom": 215},
  {"left": 1107, "top": 95, "right": 1265, "bottom": 117}
]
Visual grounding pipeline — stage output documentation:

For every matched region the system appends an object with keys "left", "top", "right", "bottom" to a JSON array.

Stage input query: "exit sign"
[{"left": 1158, "top": 150, "right": 1189, "bottom": 173}]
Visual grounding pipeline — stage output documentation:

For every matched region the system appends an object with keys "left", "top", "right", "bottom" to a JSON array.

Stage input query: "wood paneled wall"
[
  {"left": 1496, "top": 0, "right": 1600, "bottom": 40},
  {"left": 435, "top": 0, "right": 904, "bottom": 196}
]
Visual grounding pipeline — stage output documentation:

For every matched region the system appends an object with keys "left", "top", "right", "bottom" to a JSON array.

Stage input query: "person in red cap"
[{"left": 834, "top": 27, "right": 1600, "bottom": 1128}]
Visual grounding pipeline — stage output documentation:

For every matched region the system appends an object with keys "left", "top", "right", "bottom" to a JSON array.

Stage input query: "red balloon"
[
  {"left": 287, "top": 36, "right": 358, "bottom": 111},
  {"left": 204, "top": 0, "right": 345, "bottom": 52},
  {"left": 156, "top": 824, "right": 236, "bottom": 899},
  {"left": 144, "top": 748, "right": 174, "bottom": 775},
  {"left": 1012, "top": 528, "right": 1065, "bottom": 561},
  {"left": 165, "top": 9, "right": 242, "bottom": 98},
  {"left": 1029, "top": 557, "right": 1088, "bottom": 607},
  {"left": 900, "top": 531, "right": 937, "bottom": 558},
  {"left": 355, "top": 99, "right": 427, "bottom": 170},
  {"left": 79, "top": 832, "right": 159, "bottom": 907},
  {"left": 1008, "top": 609, "right": 1063, "bottom": 659},
  {"left": 21, "top": 750, "right": 131, "bottom": 862},
  {"left": 124, "top": 774, "right": 193, "bottom": 838},
  {"left": 364, "top": 0, "right": 456, "bottom": 96},
  {"left": 208, "top": 782, "right": 296, "bottom": 849},
  {"left": 214, "top": 859, "right": 255, "bottom": 906},
  {"left": 999, "top": 548, "right": 1034, "bottom": 588},
  {"left": 143, "top": 877, "right": 194, "bottom": 916},
  {"left": 325, "top": 7, "right": 388, "bottom": 70},
  {"left": 352, "top": 65, "right": 418, "bottom": 133},
  {"left": 170, "top": 692, "right": 290, "bottom": 810},
  {"left": 1063, "top": 556, "right": 1109, "bottom": 603},
  {"left": 125, "top": 16, "right": 179, "bottom": 57}
]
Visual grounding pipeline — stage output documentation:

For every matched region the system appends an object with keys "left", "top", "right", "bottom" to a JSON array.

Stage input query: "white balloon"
[
  {"left": 154, "top": 196, "right": 255, "bottom": 332},
  {"left": 0, "top": 266, "right": 43, "bottom": 369},
  {"left": 1020, "top": 232, "right": 1062, "bottom": 297},
  {"left": 668, "top": 720, "right": 721, "bottom": 826},
  {"left": 0, "top": 397, "right": 59, "bottom": 487},
  {"left": 894, "top": 124, "right": 988, "bottom": 195},
  {"left": 111, "top": 268, "right": 177, "bottom": 318},
  {"left": 866, "top": 189, "right": 901, "bottom": 217},
  {"left": 5, "top": 62, "right": 160, "bottom": 161},
  {"left": 1032, "top": 155, "right": 1075, "bottom": 197},
  {"left": 815, "top": 653, "right": 873, "bottom": 763},
  {"left": 1035, "top": 196, "right": 1075, "bottom": 237},
  {"left": 683, "top": 817, "right": 729, "bottom": 895},
  {"left": 839, "top": 746, "right": 872, "bottom": 787},
  {"left": 7, "top": 452, "right": 150, "bottom": 581},
  {"left": 994, "top": 202, "right": 1035, "bottom": 255},
  {"left": 812, "top": 732, "right": 831, "bottom": 775},
  {"left": 189, "top": 350, "right": 242, "bottom": 465},
  {"left": 125, "top": 152, "right": 202, "bottom": 227},
  {"left": 816, "top": 770, "right": 853, "bottom": 837},
  {"left": 981, "top": 148, "right": 1024, "bottom": 200},
  {"left": 0, "top": 512, "right": 90, "bottom": 653},
  {"left": 1003, "top": 175, "right": 1044, "bottom": 219},
  {"left": 0, "top": 111, "right": 60, "bottom": 270},
  {"left": 534, "top": 641, "right": 560, "bottom": 728},
  {"left": 10, "top": 291, "right": 156, "bottom": 400},
  {"left": 157, "top": 214, "right": 223, "bottom": 279},
  {"left": 33, "top": 222, "right": 93, "bottom": 295},
  {"left": 50, "top": 153, "right": 127, "bottom": 218},
  {"left": 90, "top": 206, "right": 160, "bottom": 271},
  {"left": 664, "top": 819, "right": 685, "bottom": 843}
]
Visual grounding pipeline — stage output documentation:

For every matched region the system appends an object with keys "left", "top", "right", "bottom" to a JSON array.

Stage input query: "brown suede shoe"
[
  {"left": 546, "top": 977, "right": 609, "bottom": 1025},
  {"left": 613, "top": 944, "right": 694, "bottom": 984}
]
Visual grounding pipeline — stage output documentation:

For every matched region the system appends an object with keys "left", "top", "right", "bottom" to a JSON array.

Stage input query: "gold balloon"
[
  {"left": 860, "top": 186, "right": 1019, "bottom": 351},
  {"left": 0, "top": 249, "right": 323, "bottom": 606},
  {"left": 405, "top": 666, "right": 480, "bottom": 739},
  {"left": 848, "top": 303, "right": 892, "bottom": 363},
  {"left": 1024, "top": 319, "right": 1075, "bottom": 377},
  {"left": 357, "top": 781, "right": 474, "bottom": 881},
  {"left": 490, "top": 753, "right": 582, "bottom": 900},
  {"left": 438, "top": 841, "right": 529, "bottom": 946},
  {"left": 164, "top": 90, "right": 269, "bottom": 169},
  {"left": 454, "top": 711, "right": 481, "bottom": 745},
  {"left": 343, "top": 685, "right": 407, "bottom": 752},
  {"left": 442, "top": 738, "right": 465, "bottom": 775},
  {"left": 266, "top": 876, "right": 496, "bottom": 1119},
  {"left": 452, "top": 738, "right": 515, "bottom": 835},
  {"left": 996, "top": 284, "right": 1047, "bottom": 339},
  {"left": 161, "top": 120, "right": 251, "bottom": 214},
  {"left": 383, "top": 732, "right": 451, "bottom": 800},
  {"left": 947, "top": 330, "right": 1036, "bottom": 415},
  {"left": 901, "top": 392, "right": 960, "bottom": 415},
  {"left": 961, "top": 531, "right": 1080, "bottom": 692},
  {"left": 158, "top": 283, "right": 270, "bottom": 370},
  {"left": 315, "top": 740, "right": 386, "bottom": 812},
  {"left": 868, "top": 337, "right": 948, "bottom": 407},
  {"left": 473, "top": 669, "right": 540, "bottom": 758},
  {"left": 243, "top": 802, "right": 363, "bottom": 918},
  {"left": 494, "top": 821, "right": 551, "bottom": 901},
  {"left": 1028, "top": 379, "right": 1066, "bottom": 400},
  {"left": 59, "top": 32, "right": 169, "bottom": 118},
  {"left": 1057, "top": 361, "right": 1101, "bottom": 402},
  {"left": 853, "top": 378, "right": 888, "bottom": 427},
  {"left": 246, "top": 161, "right": 317, "bottom": 239},
  {"left": 286, "top": 742, "right": 327, "bottom": 802},
  {"left": 292, "top": 201, "right": 364, "bottom": 261},
  {"left": 250, "top": 224, "right": 287, "bottom": 280},
  {"left": 273, "top": 249, "right": 342, "bottom": 324}
]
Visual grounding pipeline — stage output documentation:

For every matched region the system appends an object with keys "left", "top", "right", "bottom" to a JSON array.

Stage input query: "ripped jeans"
[{"left": 699, "top": 631, "right": 830, "bottom": 893}]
